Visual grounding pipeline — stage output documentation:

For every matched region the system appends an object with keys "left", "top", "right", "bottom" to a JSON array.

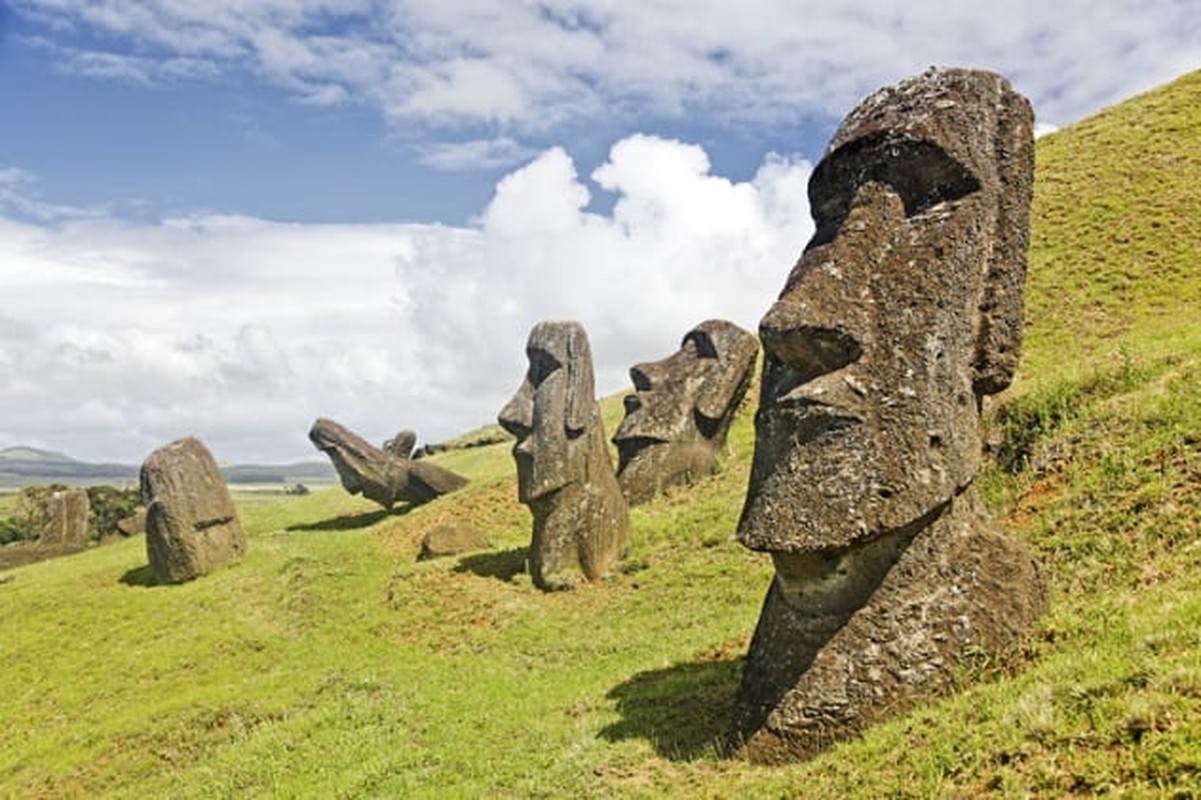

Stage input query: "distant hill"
[
  {"left": 0, "top": 446, "right": 76, "bottom": 463},
  {"left": 0, "top": 446, "right": 337, "bottom": 489},
  {"left": 0, "top": 449, "right": 139, "bottom": 486},
  {"left": 219, "top": 461, "right": 338, "bottom": 486}
]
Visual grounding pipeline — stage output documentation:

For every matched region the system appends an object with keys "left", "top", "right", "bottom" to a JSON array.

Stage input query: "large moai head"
[
  {"left": 738, "top": 67, "right": 1035, "bottom": 557},
  {"left": 730, "top": 68, "right": 1043, "bottom": 762},
  {"left": 498, "top": 321, "right": 600, "bottom": 503},
  {"left": 613, "top": 319, "right": 759, "bottom": 505},
  {"left": 498, "top": 321, "right": 628, "bottom": 590}
]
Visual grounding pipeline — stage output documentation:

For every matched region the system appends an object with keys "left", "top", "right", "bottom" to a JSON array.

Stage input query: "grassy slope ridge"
[{"left": 2, "top": 72, "right": 1200, "bottom": 798}]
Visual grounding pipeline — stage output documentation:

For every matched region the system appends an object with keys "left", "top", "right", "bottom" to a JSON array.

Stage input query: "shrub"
[{"left": 86, "top": 485, "right": 140, "bottom": 540}]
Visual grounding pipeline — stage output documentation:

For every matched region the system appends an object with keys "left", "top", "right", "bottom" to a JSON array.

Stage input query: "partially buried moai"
[
  {"left": 141, "top": 436, "right": 247, "bottom": 584},
  {"left": 730, "top": 67, "right": 1047, "bottom": 762},
  {"left": 612, "top": 319, "right": 758, "bottom": 505},
  {"left": 498, "top": 321, "right": 629, "bottom": 590}
]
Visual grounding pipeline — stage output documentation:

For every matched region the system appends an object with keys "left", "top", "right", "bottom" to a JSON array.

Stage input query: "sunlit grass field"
[{"left": 2, "top": 71, "right": 1199, "bottom": 797}]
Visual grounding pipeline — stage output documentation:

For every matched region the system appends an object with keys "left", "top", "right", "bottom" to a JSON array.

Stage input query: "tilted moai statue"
[
  {"left": 498, "top": 321, "right": 629, "bottom": 590},
  {"left": 141, "top": 436, "right": 247, "bottom": 584},
  {"left": 730, "top": 68, "right": 1047, "bottom": 762},
  {"left": 308, "top": 418, "right": 468, "bottom": 510},
  {"left": 612, "top": 319, "right": 759, "bottom": 505}
]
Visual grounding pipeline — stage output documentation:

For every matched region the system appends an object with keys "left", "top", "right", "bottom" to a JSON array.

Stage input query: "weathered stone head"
[
  {"left": 740, "top": 67, "right": 1034, "bottom": 555},
  {"left": 731, "top": 68, "right": 1045, "bottom": 762},
  {"left": 382, "top": 430, "right": 418, "bottom": 460},
  {"left": 498, "top": 321, "right": 628, "bottom": 590},
  {"left": 39, "top": 489, "right": 91, "bottom": 548},
  {"left": 613, "top": 319, "right": 758, "bottom": 505},
  {"left": 141, "top": 436, "right": 246, "bottom": 584}
]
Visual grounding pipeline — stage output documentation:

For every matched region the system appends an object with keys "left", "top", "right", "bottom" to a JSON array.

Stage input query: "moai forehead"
[{"left": 525, "top": 320, "right": 595, "bottom": 434}]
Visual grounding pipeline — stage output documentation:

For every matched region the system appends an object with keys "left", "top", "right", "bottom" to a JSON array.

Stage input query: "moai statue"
[
  {"left": 498, "top": 321, "right": 629, "bottom": 590},
  {"left": 309, "top": 418, "right": 467, "bottom": 509},
  {"left": 730, "top": 68, "right": 1047, "bottom": 762},
  {"left": 141, "top": 436, "right": 247, "bottom": 584},
  {"left": 39, "top": 489, "right": 91, "bottom": 547},
  {"left": 612, "top": 319, "right": 759, "bottom": 505}
]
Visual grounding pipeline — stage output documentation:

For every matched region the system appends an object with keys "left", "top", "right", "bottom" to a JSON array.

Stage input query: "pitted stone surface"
[
  {"left": 613, "top": 319, "right": 758, "bottom": 506},
  {"left": 141, "top": 436, "right": 246, "bottom": 584},
  {"left": 309, "top": 418, "right": 467, "bottom": 509},
  {"left": 498, "top": 321, "right": 629, "bottom": 591},
  {"left": 731, "top": 67, "right": 1046, "bottom": 763}
]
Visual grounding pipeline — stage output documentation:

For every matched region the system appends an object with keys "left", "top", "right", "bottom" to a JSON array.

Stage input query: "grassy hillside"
[
  {"left": 3, "top": 72, "right": 1200, "bottom": 798},
  {"left": 1021, "top": 69, "right": 1201, "bottom": 383}
]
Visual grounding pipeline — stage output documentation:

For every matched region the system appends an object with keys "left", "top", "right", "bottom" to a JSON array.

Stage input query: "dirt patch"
[
  {"left": 1004, "top": 472, "right": 1069, "bottom": 531},
  {"left": 0, "top": 540, "right": 92, "bottom": 571}
]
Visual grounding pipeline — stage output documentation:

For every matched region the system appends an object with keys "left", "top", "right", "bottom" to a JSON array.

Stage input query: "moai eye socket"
[
  {"left": 808, "top": 135, "right": 982, "bottom": 247},
  {"left": 526, "top": 348, "right": 562, "bottom": 388}
]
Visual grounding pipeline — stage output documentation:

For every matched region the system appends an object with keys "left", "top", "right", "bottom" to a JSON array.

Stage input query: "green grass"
[
  {"left": 1020, "top": 70, "right": 1201, "bottom": 387},
  {"left": 3, "top": 71, "right": 1201, "bottom": 798}
]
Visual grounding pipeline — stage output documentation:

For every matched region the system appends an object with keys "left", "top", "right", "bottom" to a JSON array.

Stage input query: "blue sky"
[{"left": 1, "top": 1, "right": 1198, "bottom": 464}]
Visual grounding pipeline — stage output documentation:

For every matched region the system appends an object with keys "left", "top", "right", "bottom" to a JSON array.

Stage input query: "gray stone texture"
[
  {"left": 498, "top": 321, "right": 629, "bottom": 591},
  {"left": 613, "top": 319, "right": 758, "bottom": 505},
  {"left": 141, "top": 436, "right": 247, "bottom": 584},
  {"left": 39, "top": 489, "right": 90, "bottom": 547},
  {"left": 731, "top": 67, "right": 1046, "bottom": 762},
  {"left": 308, "top": 418, "right": 468, "bottom": 509}
]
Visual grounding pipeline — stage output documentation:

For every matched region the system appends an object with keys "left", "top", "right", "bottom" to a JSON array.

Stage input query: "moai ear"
[
  {"left": 564, "top": 323, "right": 596, "bottom": 435},
  {"left": 973, "top": 84, "right": 1035, "bottom": 398}
]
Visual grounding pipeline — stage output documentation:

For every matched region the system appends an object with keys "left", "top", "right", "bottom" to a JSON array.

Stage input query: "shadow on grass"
[
  {"left": 285, "top": 506, "right": 411, "bottom": 532},
  {"left": 599, "top": 656, "right": 743, "bottom": 761},
  {"left": 454, "top": 547, "right": 527, "bottom": 581},
  {"left": 119, "top": 564, "right": 158, "bottom": 587}
]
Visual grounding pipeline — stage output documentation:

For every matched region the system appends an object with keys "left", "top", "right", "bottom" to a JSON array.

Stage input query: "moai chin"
[
  {"left": 730, "top": 67, "right": 1047, "bottom": 763},
  {"left": 612, "top": 319, "right": 758, "bottom": 505},
  {"left": 498, "top": 321, "right": 629, "bottom": 591}
]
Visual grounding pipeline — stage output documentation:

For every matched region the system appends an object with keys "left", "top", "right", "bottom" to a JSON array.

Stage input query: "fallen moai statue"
[
  {"left": 613, "top": 319, "right": 758, "bottom": 505},
  {"left": 308, "top": 418, "right": 468, "bottom": 510},
  {"left": 729, "top": 67, "right": 1047, "bottom": 763},
  {"left": 141, "top": 436, "right": 247, "bottom": 584},
  {"left": 498, "top": 321, "right": 629, "bottom": 591}
]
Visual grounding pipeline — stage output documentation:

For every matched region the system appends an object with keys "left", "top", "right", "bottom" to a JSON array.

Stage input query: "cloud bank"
[
  {"left": 11, "top": 0, "right": 1201, "bottom": 165},
  {"left": 0, "top": 136, "right": 812, "bottom": 463}
]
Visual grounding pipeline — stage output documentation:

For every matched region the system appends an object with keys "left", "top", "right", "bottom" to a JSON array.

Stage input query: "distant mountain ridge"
[
  {"left": 0, "top": 445, "right": 336, "bottom": 488},
  {"left": 0, "top": 446, "right": 77, "bottom": 463}
]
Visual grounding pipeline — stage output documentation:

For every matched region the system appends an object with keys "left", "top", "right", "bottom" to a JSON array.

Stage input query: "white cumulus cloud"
[{"left": 0, "top": 136, "right": 813, "bottom": 463}]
